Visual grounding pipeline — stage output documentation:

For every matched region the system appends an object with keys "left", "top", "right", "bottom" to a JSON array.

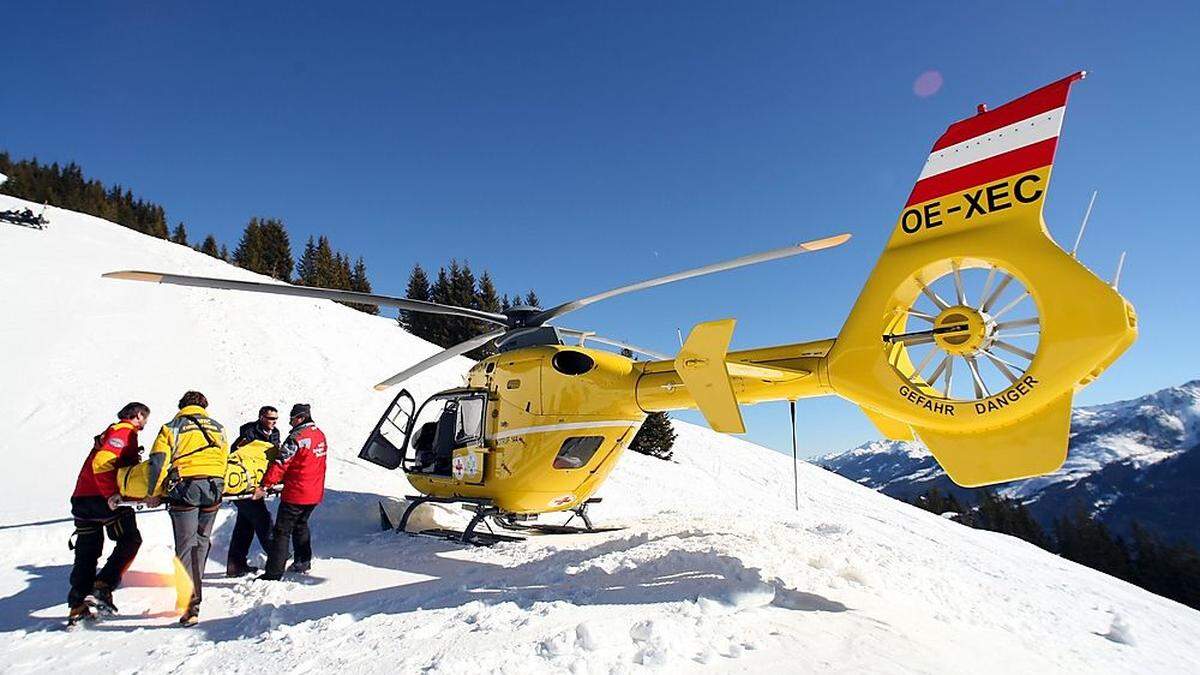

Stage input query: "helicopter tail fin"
[
  {"left": 825, "top": 71, "right": 1137, "bottom": 487},
  {"left": 675, "top": 319, "right": 747, "bottom": 434}
]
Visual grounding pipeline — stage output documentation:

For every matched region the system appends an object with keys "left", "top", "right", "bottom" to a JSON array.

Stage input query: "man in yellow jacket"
[{"left": 145, "top": 390, "right": 228, "bottom": 627}]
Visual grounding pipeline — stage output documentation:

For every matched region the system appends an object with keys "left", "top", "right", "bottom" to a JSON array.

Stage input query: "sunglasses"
[{"left": 263, "top": 416, "right": 279, "bottom": 421}]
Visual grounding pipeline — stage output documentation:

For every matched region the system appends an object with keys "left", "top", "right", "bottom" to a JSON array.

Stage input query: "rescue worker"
[
  {"left": 67, "top": 402, "right": 150, "bottom": 626},
  {"left": 145, "top": 391, "right": 228, "bottom": 626},
  {"left": 225, "top": 406, "right": 281, "bottom": 577},
  {"left": 256, "top": 403, "right": 327, "bottom": 580}
]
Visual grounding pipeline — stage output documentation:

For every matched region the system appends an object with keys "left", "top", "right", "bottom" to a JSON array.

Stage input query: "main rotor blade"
[
  {"left": 525, "top": 233, "right": 851, "bottom": 325},
  {"left": 372, "top": 329, "right": 508, "bottom": 391},
  {"left": 555, "top": 327, "right": 671, "bottom": 360},
  {"left": 103, "top": 270, "right": 510, "bottom": 326}
]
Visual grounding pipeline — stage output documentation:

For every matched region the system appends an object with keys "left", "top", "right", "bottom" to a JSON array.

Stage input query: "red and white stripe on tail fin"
[{"left": 890, "top": 72, "right": 1085, "bottom": 245}]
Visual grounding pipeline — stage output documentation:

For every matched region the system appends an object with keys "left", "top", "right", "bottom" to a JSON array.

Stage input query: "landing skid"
[{"left": 383, "top": 496, "right": 619, "bottom": 546}]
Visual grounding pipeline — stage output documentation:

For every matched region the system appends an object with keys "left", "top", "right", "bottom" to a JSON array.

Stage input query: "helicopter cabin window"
[
  {"left": 455, "top": 397, "right": 485, "bottom": 443},
  {"left": 553, "top": 436, "right": 604, "bottom": 470}
]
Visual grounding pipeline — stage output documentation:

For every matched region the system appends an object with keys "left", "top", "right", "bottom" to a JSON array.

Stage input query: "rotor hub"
[
  {"left": 503, "top": 306, "right": 543, "bottom": 327},
  {"left": 932, "top": 305, "right": 993, "bottom": 356}
]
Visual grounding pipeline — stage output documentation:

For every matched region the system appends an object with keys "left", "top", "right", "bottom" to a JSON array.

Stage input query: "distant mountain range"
[{"left": 816, "top": 380, "right": 1200, "bottom": 548}]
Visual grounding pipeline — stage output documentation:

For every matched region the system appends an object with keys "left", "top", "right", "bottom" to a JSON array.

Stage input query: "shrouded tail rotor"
[{"left": 826, "top": 72, "right": 1136, "bottom": 487}]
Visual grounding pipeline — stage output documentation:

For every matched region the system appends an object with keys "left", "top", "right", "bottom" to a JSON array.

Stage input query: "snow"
[{"left": 2, "top": 194, "right": 1200, "bottom": 673}]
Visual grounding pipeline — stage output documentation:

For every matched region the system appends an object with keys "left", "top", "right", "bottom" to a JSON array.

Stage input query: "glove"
[{"left": 106, "top": 494, "right": 122, "bottom": 510}]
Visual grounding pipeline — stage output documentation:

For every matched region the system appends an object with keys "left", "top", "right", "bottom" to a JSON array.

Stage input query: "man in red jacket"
[
  {"left": 67, "top": 402, "right": 150, "bottom": 625},
  {"left": 256, "top": 403, "right": 327, "bottom": 580}
]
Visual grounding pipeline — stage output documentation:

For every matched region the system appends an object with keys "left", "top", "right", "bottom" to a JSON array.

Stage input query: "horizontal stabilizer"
[
  {"left": 914, "top": 392, "right": 1073, "bottom": 487},
  {"left": 675, "top": 319, "right": 745, "bottom": 433}
]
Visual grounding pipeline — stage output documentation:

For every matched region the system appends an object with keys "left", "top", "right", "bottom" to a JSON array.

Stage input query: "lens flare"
[
  {"left": 913, "top": 70, "right": 944, "bottom": 98},
  {"left": 172, "top": 556, "right": 194, "bottom": 613}
]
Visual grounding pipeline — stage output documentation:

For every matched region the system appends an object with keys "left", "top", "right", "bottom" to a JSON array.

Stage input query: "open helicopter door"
[{"left": 358, "top": 389, "right": 416, "bottom": 470}]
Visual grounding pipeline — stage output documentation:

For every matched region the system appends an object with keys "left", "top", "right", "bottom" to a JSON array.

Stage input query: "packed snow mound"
[{"left": 2, "top": 195, "right": 1199, "bottom": 673}]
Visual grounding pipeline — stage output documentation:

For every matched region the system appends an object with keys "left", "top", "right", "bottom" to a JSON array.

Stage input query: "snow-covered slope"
[
  {"left": 818, "top": 382, "right": 1200, "bottom": 547},
  {"left": 2, "top": 196, "right": 1199, "bottom": 673}
]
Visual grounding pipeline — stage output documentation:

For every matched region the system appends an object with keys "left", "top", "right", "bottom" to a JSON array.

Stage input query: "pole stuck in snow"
[{"left": 789, "top": 400, "right": 799, "bottom": 510}]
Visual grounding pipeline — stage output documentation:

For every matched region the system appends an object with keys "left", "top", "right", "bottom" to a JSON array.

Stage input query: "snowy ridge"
[
  {"left": 820, "top": 380, "right": 1200, "bottom": 499},
  {"left": 2, "top": 195, "right": 1199, "bottom": 673}
]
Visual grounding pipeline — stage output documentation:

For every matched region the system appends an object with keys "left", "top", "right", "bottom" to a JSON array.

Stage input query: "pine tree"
[
  {"left": 630, "top": 412, "right": 676, "bottom": 460},
  {"left": 1130, "top": 522, "right": 1200, "bottom": 609},
  {"left": 256, "top": 217, "right": 293, "bottom": 282},
  {"left": 297, "top": 236, "right": 338, "bottom": 287},
  {"left": 471, "top": 271, "right": 504, "bottom": 357},
  {"left": 231, "top": 217, "right": 292, "bottom": 282},
  {"left": 295, "top": 236, "right": 375, "bottom": 313},
  {"left": 219, "top": 244, "right": 229, "bottom": 261},
  {"left": 170, "top": 222, "right": 188, "bottom": 246},
  {"left": 428, "top": 266, "right": 453, "bottom": 347},
  {"left": 1054, "top": 504, "right": 1132, "bottom": 581},
  {"left": 478, "top": 271, "right": 502, "bottom": 315},
  {"left": 912, "top": 488, "right": 964, "bottom": 518},
  {"left": 348, "top": 256, "right": 378, "bottom": 315},
  {"left": 199, "top": 234, "right": 221, "bottom": 258},
  {"left": 233, "top": 219, "right": 265, "bottom": 274},
  {"left": 524, "top": 290, "right": 541, "bottom": 308},
  {"left": 296, "top": 237, "right": 318, "bottom": 284},
  {"left": 315, "top": 237, "right": 339, "bottom": 287},
  {"left": 400, "top": 264, "right": 433, "bottom": 337},
  {"left": 0, "top": 152, "right": 174, "bottom": 239}
]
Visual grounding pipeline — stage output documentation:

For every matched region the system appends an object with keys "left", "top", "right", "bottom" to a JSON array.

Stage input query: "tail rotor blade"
[
  {"left": 373, "top": 329, "right": 508, "bottom": 391},
  {"left": 103, "top": 270, "right": 510, "bottom": 326}
]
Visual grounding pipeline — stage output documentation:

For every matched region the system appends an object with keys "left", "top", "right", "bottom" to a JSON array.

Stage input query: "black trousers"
[
  {"left": 68, "top": 507, "right": 141, "bottom": 608},
  {"left": 226, "top": 499, "right": 273, "bottom": 570},
  {"left": 265, "top": 502, "right": 316, "bottom": 577}
]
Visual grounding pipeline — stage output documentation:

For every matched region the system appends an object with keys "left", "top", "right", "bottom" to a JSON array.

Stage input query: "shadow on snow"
[{"left": 0, "top": 488, "right": 848, "bottom": 638}]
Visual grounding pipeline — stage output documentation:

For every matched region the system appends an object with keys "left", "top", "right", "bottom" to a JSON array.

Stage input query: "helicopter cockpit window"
[
  {"left": 553, "top": 436, "right": 605, "bottom": 470},
  {"left": 408, "top": 390, "right": 488, "bottom": 475}
]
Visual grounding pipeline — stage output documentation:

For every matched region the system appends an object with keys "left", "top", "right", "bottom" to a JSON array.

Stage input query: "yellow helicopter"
[{"left": 106, "top": 71, "right": 1136, "bottom": 544}]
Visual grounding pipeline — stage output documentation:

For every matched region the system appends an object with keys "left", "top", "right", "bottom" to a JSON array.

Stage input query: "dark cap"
[{"left": 289, "top": 403, "right": 311, "bottom": 418}]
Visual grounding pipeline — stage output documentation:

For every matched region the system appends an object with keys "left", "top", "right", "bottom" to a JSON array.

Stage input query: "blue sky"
[{"left": 4, "top": 2, "right": 1197, "bottom": 456}]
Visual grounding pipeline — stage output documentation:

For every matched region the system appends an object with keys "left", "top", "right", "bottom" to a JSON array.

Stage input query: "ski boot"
[
  {"left": 88, "top": 581, "right": 118, "bottom": 616},
  {"left": 226, "top": 564, "right": 259, "bottom": 578},
  {"left": 179, "top": 606, "right": 200, "bottom": 627},
  {"left": 67, "top": 604, "right": 95, "bottom": 628},
  {"left": 287, "top": 561, "right": 311, "bottom": 574}
]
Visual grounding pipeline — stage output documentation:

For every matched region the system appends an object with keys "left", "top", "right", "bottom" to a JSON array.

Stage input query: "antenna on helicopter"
[
  {"left": 1070, "top": 190, "right": 1098, "bottom": 258},
  {"left": 1111, "top": 251, "right": 1127, "bottom": 291},
  {"left": 676, "top": 327, "right": 684, "bottom": 349},
  {"left": 788, "top": 400, "right": 799, "bottom": 511}
]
